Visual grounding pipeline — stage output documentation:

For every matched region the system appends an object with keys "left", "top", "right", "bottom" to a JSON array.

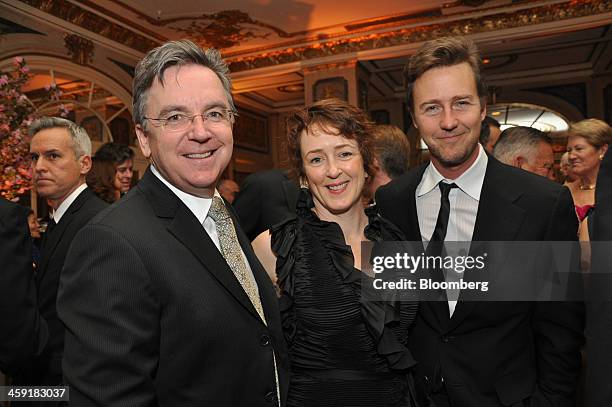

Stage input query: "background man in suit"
[
  {"left": 479, "top": 116, "right": 501, "bottom": 153},
  {"left": 493, "top": 126, "right": 556, "bottom": 181},
  {"left": 0, "top": 199, "right": 47, "bottom": 376},
  {"left": 233, "top": 169, "right": 299, "bottom": 241},
  {"left": 14, "top": 117, "right": 107, "bottom": 395},
  {"left": 376, "top": 36, "right": 583, "bottom": 407},
  {"left": 58, "top": 40, "right": 288, "bottom": 406}
]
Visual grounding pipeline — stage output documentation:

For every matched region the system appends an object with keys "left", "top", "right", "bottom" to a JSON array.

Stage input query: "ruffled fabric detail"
[{"left": 271, "top": 189, "right": 417, "bottom": 371}]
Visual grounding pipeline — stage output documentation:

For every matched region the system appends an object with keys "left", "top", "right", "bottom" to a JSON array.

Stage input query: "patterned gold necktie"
[
  {"left": 208, "top": 196, "right": 280, "bottom": 405},
  {"left": 208, "top": 196, "right": 266, "bottom": 323}
]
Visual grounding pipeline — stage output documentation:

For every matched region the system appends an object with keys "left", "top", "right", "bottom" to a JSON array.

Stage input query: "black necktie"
[
  {"left": 425, "top": 182, "right": 458, "bottom": 298},
  {"left": 430, "top": 182, "right": 458, "bottom": 244}
]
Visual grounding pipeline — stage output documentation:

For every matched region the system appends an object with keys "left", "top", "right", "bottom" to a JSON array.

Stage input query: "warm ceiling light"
[
  {"left": 482, "top": 58, "right": 491, "bottom": 64},
  {"left": 278, "top": 84, "right": 304, "bottom": 93},
  {"left": 491, "top": 111, "right": 501, "bottom": 116}
]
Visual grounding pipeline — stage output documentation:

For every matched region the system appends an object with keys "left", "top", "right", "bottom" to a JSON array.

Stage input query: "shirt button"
[
  {"left": 260, "top": 334, "right": 270, "bottom": 346},
  {"left": 441, "top": 335, "right": 449, "bottom": 343}
]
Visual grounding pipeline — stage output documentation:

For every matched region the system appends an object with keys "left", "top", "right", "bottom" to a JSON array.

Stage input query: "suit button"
[
  {"left": 260, "top": 334, "right": 270, "bottom": 346},
  {"left": 441, "top": 335, "right": 449, "bottom": 343},
  {"left": 264, "top": 391, "right": 276, "bottom": 403}
]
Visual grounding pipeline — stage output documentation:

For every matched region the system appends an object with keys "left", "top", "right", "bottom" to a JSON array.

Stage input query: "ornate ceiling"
[{"left": 1, "top": 0, "right": 611, "bottom": 114}]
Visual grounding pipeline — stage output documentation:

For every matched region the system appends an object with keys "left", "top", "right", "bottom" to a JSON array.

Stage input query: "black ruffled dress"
[{"left": 271, "top": 190, "right": 418, "bottom": 407}]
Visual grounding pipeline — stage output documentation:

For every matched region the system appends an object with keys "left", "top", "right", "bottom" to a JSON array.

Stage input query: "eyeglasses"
[{"left": 144, "top": 109, "right": 238, "bottom": 132}]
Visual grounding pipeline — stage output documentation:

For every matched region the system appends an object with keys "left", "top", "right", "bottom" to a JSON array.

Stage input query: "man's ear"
[
  {"left": 79, "top": 155, "right": 92, "bottom": 175},
  {"left": 600, "top": 143, "right": 609, "bottom": 158},
  {"left": 135, "top": 124, "right": 151, "bottom": 159},
  {"left": 514, "top": 156, "right": 526, "bottom": 169}
]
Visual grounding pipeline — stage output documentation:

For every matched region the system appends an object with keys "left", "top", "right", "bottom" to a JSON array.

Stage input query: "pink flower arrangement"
[{"left": 0, "top": 57, "right": 70, "bottom": 201}]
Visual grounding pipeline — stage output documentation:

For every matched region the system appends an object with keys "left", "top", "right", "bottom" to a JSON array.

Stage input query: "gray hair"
[
  {"left": 133, "top": 40, "right": 235, "bottom": 130},
  {"left": 28, "top": 116, "right": 92, "bottom": 157},
  {"left": 493, "top": 126, "right": 551, "bottom": 165}
]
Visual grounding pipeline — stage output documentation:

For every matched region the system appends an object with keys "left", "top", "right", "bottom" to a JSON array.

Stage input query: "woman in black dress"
[{"left": 253, "top": 98, "right": 418, "bottom": 407}]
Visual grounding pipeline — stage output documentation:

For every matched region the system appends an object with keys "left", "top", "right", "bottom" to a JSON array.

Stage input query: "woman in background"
[
  {"left": 87, "top": 157, "right": 120, "bottom": 203},
  {"left": 566, "top": 119, "right": 610, "bottom": 238},
  {"left": 253, "top": 99, "right": 417, "bottom": 407}
]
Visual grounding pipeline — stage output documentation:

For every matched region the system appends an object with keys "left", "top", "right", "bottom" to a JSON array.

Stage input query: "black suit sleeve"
[
  {"left": 531, "top": 186, "right": 584, "bottom": 407},
  {"left": 0, "top": 201, "right": 47, "bottom": 375},
  {"left": 58, "top": 223, "right": 159, "bottom": 407},
  {"left": 233, "top": 174, "right": 263, "bottom": 241}
]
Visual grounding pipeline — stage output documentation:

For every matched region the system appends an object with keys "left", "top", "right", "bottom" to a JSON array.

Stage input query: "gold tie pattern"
[
  {"left": 208, "top": 196, "right": 267, "bottom": 324},
  {"left": 208, "top": 197, "right": 281, "bottom": 405}
]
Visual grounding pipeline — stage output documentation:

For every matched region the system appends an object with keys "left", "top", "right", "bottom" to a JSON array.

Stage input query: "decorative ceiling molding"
[
  {"left": 303, "top": 60, "right": 358, "bottom": 74},
  {"left": 138, "top": 9, "right": 293, "bottom": 49},
  {"left": 227, "top": 0, "right": 611, "bottom": 72},
  {"left": 11, "top": 0, "right": 612, "bottom": 77},
  {"left": 17, "top": 0, "right": 158, "bottom": 53},
  {"left": 64, "top": 33, "right": 94, "bottom": 65},
  {"left": 75, "top": 0, "right": 167, "bottom": 41}
]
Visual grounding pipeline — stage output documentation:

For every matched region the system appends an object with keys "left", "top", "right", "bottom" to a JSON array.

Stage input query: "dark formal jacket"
[
  {"left": 58, "top": 168, "right": 289, "bottom": 407},
  {"left": 0, "top": 199, "right": 47, "bottom": 376},
  {"left": 586, "top": 148, "right": 612, "bottom": 407},
  {"left": 14, "top": 187, "right": 106, "bottom": 387},
  {"left": 376, "top": 156, "right": 584, "bottom": 407},
  {"left": 233, "top": 169, "right": 299, "bottom": 241}
]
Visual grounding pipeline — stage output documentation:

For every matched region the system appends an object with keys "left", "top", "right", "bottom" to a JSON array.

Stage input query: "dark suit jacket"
[
  {"left": 376, "top": 156, "right": 584, "bottom": 407},
  {"left": 586, "top": 148, "right": 612, "bottom": 407},
  {"left": 58, "top": 168, "right": 289, "bottom": 406},
  {"left": 13, "top": 188, "right": 107, "bottom": 386},
  {"left": 0, "top": 199, "right": 47, "bottom": 375},
  {"left": 233, "top": 169, "right": 299, "bottom": 241}
]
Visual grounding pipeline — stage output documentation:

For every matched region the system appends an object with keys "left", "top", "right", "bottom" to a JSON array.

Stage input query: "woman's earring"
[{"left": 299, "top": 178, "right": 309, "bottom": 189}]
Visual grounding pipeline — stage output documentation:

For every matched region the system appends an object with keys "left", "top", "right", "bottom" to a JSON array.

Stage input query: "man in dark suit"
[
  {"left": 376, "top": 36, "right": 583, "bottom": 407},
  {"left": 58, "top": 40, "right": 288, "bottom": 406},
  {"left": 233, "top": 169, "right": 299, "bottom": 241},
  {"left": 14, "top": 117, "right": 107, "bottom": 393},
  {"left": 0, "top": 199, "right": 47, "bottom": 376}
]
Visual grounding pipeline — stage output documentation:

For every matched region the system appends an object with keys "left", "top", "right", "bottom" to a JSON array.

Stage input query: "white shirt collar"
[
  {"left": 150, "top": 165, "right": 220, "bottom": 224},
  {"left": 52, "top": 183, "right": 87, "bottom": 223},
  {"left": 417, "top": 143, "right": 488, "bottom": 201}
]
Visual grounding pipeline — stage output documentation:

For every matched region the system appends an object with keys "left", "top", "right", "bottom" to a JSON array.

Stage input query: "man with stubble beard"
[{"left": 376, "top": 36, "right": 583, "bottom": 407}]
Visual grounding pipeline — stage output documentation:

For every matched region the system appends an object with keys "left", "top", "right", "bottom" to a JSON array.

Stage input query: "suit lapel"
[
  {"left": 139, "top": 169, "right": 263, "bottom": 324},
  {"left": 166, "top": 206, "right": 263, "bottom": 322},
  {"left": 397, "top": 164, "right": 451, "bottom": 329},
  {"left": 395, "top": 164, "right": 426, "bottom": 242},
  {"left": 38, "top": 188, "right": 90, "bottom": 284},
  {"left": 447, "top": 158, "right": 526, "bottom": 331},
  {"left": 231, "top": 204, "right": 277, "bottom": 324}
]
